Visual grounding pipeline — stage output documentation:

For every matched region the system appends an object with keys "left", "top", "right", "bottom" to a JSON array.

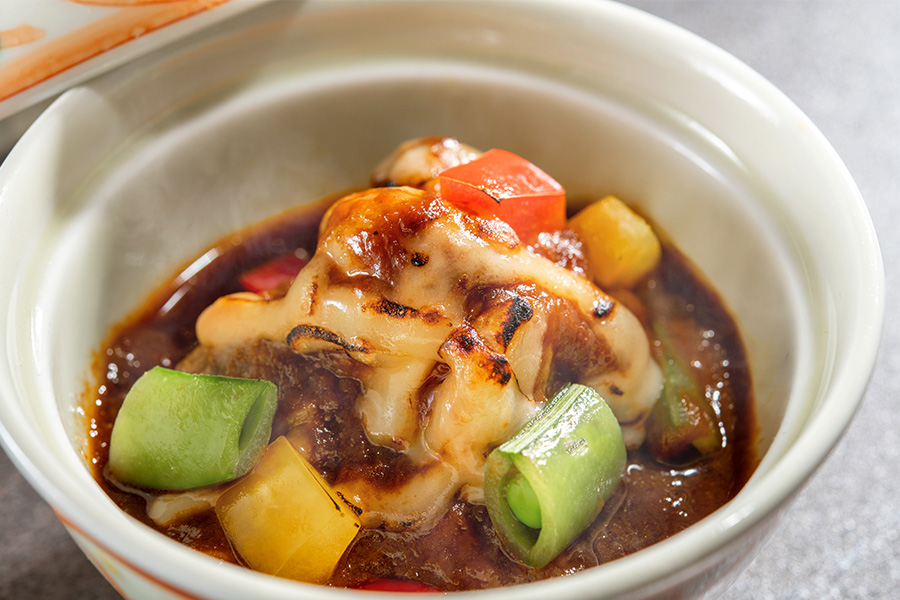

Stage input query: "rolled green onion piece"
[
  {"left": 108, "top": 367, "right": 278, "bottom": 490},
  {"left": 505, "top": 472, "right": 542, "bottom": 529},
  {"left": 484, "top": 383, "right": 626, "bottom": 568}
]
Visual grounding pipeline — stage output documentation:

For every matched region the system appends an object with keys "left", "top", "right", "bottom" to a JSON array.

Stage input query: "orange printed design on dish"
[
  {"left": 69, "top": 1, "right": 197, "bottom": 5},
  {"left": 0, "top": 24, "right": 46, "bottom": 49},
  {"left": 0, "top": 0, "right": 231, "bottom": 102},
  {"left": 53, "top": 508, "right": 209, "bottom": 600}
]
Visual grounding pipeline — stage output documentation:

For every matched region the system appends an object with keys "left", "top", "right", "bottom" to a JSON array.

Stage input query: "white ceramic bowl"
[{"left": 0, "top": 1, "right": 883, "bottom": 598}]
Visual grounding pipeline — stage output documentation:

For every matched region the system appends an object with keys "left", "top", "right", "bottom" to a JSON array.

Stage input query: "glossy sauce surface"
[{"left": 84, "top": 197, "right": 757, "bottom": 590}]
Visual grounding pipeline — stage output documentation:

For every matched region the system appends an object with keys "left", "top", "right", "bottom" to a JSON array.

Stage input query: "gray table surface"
[{"left": 1, "top": 1, "right": 897, "bottom": 598}]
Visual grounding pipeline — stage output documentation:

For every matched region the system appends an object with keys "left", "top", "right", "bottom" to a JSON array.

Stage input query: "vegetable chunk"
[
  {"left": 438, "top": 148, "right": 566, "bottom": 243},
  {"left": 108, "top": 367, "right": 277, "bottom": 490},
  {"left": 215, "top": 436, "right": 361, "bottom": 584},
  {"left": 645, "top": 297, "right": 723, "bottom": 464},
  {"left": 569, "top": 196, "right": 661, "bottom": 289},
  {"left": 484, "top": 384, "right": 626, "bottom": 568},
  {"left": 239, "top": 251, "right": 308, "bottom": 294}
]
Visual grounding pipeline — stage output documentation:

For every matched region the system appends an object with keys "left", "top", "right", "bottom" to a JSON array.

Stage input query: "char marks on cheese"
[{"left": 192, "top": 185, "right": 662, "bottom": 530}]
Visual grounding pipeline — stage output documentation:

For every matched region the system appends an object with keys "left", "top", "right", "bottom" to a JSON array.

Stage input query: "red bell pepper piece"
[
  {"left": 438, "top": 148, "right": 566, "bottom": 243},
  {"left": 239, "top": 252, "right": 307, "bottom": 294},
  {"left": 354, "top": 578, "right": 443, "bottom": 593}
]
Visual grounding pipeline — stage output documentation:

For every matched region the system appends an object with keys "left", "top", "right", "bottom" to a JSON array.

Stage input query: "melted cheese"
[{"left": 195, "top": 186, "right": 662, "bottom": 530}]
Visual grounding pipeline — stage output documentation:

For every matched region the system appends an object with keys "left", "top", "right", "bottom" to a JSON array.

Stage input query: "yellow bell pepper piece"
[
  {"left": 569, "top": 196, "right": 661, "bottom": 289},
  {"left": 215, "top": 436, "right": 360, "bottom": 583}
]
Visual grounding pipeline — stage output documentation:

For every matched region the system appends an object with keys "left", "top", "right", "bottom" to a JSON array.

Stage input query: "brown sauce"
[{"left": 84, "top": 196, "right": 757, "bottom": 591}]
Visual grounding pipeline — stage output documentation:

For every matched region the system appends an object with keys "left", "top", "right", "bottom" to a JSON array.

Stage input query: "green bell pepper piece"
[{"left": 645, "top": 322, "right": 721, "bottom": 464}]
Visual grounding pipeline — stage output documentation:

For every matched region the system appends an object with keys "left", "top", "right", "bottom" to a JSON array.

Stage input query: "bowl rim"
[{"left": 0, "top": 0, "right": 884, "bottom": 597}]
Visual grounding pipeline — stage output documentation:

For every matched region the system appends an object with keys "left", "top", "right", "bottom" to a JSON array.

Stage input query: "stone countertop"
[{"left": 1, "top": 1, "right": 897, "bottom": 598}]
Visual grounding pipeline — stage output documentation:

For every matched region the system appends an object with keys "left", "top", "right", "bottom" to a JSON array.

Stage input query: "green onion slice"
[
  {"left": 108, "top": 367, "right": 278, "bottom": 490},
  {"left": 644, "top": 319, "right": 722, "bottom": 465},
  {"left": 484, "top": 383, "right": 626, "bottom": 568}
]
